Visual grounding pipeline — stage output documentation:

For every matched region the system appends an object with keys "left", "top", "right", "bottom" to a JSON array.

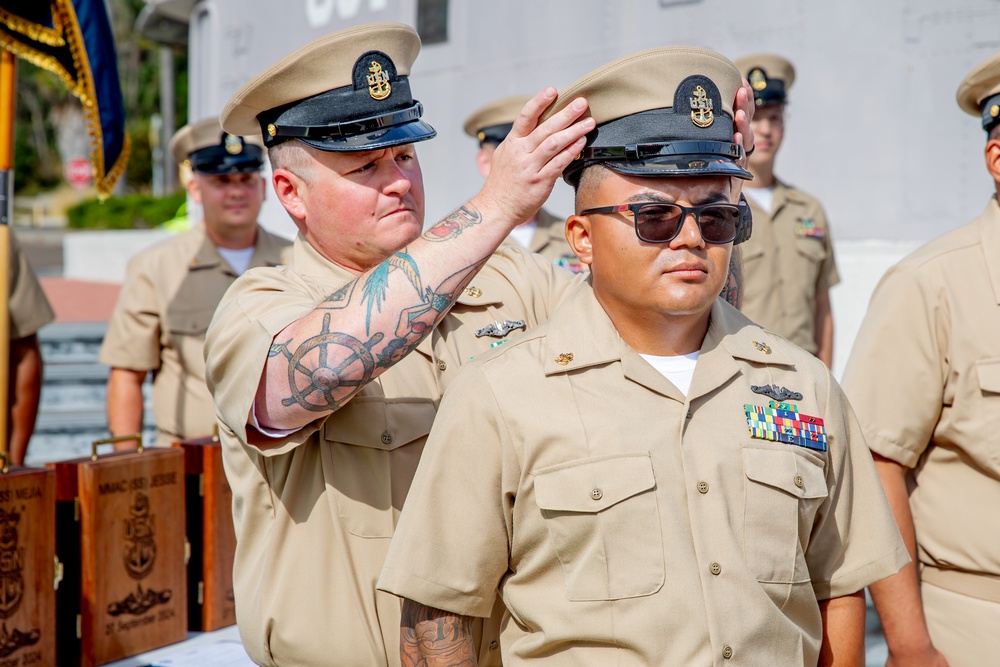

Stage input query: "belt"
[{"left": 920, "top": 564, "right": 1000, "bottom": 604}]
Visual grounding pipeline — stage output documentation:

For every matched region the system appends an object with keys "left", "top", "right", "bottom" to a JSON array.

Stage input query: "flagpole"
[{"left": 0, "top": 48, "right": 15, "bottom": 460}]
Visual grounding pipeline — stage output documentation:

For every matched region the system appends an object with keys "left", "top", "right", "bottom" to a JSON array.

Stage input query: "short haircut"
[
  {"left": 572, "top": 164, "right": 612, "bottom": 212},
  {"left": 267, "top": 140, "right": 315, "bottom": 182}
]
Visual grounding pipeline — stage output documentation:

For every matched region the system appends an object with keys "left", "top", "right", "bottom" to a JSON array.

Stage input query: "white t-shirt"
[
  {"left": 217, "top": 246, "right": 256, "bottom": 275},
  {"left": 508, "top": 220, "right": 537, "bottom": 249},
  {"left": 639, "top": 351, "right": 700, "bottom": 396},
  {"left": 743, "top": 186, "right": 775, "bottom": 214}
]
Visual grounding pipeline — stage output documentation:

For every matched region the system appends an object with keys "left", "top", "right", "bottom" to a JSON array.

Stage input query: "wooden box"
[
  {"left": 0, "top": 467, "right": 56, "bottom": 667},
  {"left": 173, "top": 437, "right": 236, "bottom": 632},
  {"left": 50, "top": 447, "right": 187, "bottom": 667}
]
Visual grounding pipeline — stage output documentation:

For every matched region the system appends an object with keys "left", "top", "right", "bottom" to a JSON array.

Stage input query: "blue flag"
[{"left": 0, "top": 0, "right": 129, "bottom": 198}]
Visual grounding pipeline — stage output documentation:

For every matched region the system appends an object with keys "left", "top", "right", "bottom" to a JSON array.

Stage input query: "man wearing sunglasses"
[
  {"left": 380, "top": 47, "right": 907, "bottom": 666},
  {"left": 843, "top": 52, "right": 1000, "bottom": 667},
  {"left": 204, "top": 23, "right": 760, "bottom": 666},
  {"left": 734, "top": 55, "right": 838, "bottom": 369}
]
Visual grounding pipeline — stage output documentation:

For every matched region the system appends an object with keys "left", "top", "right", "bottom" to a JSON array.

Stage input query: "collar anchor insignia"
[
  {"left": 751, "top": 384, "right": 804, "bottom": 401},
  {"left": 475, "top": 320, "right": 526, "bottom": 338}
]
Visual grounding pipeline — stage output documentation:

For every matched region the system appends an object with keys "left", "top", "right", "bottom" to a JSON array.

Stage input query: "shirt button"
[
  {"left": 591, "top": 488, "right": 603, "bottom": 501},
  {"left": 436, "top": 360, "right": 448, "bottom": 372},
  {"left": 697, "top": 481, "right": 709, "bottom": 494},
  {"left": 723, "top": 645, "right": 733, "bottom": 660},
  {"left": 794, "top": 474, "right": 804, "bottom": 489},
  {"left": 381, "top": 432, "right": 393, "bottom": 445},
  {"left": 710, "top": 562, "right": 722, "bottom": 576},
  {"left": 489, "top": 640, "right": 498, "bottom": 651}
]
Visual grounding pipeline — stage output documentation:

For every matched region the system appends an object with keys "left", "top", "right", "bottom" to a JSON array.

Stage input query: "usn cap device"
[{"left": 221, "top": 22, "right": 436, "bottom": 152}]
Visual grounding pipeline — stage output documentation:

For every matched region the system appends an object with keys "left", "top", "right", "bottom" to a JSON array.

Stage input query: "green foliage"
[
  {"left": 125, "top": 118, "right": 153, "bottom": 193},
  {"left": 14, "top": 62, "right": 62, "bottom": 194},
  {"left": 66, "top": 191, "right": 185, "bottom": 230}
]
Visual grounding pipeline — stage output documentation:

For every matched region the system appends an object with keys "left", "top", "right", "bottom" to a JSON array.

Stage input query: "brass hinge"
[
  {"left": 53, "top": 557, "right": 64, "bottom": 590},
  {"left": 184, "top": 538, "right": 191, "bottom": 566},
  {"left": 76, "top": 614, "right": 81, "bottom": 639},
  {"left": 197, "top": 581, "right": 204, "bottom": 606},
  {"left": 73, "top": 497, "right": 79, "bottom": 522},
  {"left": 198, "top": 474, "right": 204, "bottom": 497}
]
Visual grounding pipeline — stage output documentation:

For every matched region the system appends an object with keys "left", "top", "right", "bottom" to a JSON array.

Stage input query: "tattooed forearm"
[
  {"left": 722, "top": 245, "right": 744, "bottom": 310},
  {"left": 273, "top": 312, "right": 384, "bottom": 412},
  {"left": 275, "top": 257, "right": 487, "bottom": 414},
  {"left": 400, "top": 599, "right": 477, "bottom": 667},
  {"left": 422, "top": 205, "right": 484, "bottom": 243},
  {"left": 361, "top": 250, "right": 425, "bottom": 334},
  {"left": 319, "top": 280, "right": 355, "bottom": 309}
]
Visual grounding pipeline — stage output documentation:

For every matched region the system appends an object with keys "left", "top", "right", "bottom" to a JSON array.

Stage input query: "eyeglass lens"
[{"left": 635, "top": 203, "right": 740, "bottom": 244}]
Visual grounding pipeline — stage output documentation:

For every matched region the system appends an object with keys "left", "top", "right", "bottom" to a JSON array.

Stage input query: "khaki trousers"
[{"left": 922, "top": 581, "right": 1000, "bottom": 667}]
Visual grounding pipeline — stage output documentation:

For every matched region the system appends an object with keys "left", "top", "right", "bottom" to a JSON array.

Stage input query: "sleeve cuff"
[
  {"left": 867, "top": 433, "right": 923, "bottom": 469},
  {"left": 377, "top": 567, "right": 496, "bottom": 619},
  {"left": 813, "top": 544, "right": 911, "bottom": 600},
  {"left": 249, "top": 401, "right": 299, "bottom": 439}
]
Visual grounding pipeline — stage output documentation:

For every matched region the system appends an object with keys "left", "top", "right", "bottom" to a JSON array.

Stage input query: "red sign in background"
[{"left": 64, "top": 157, "right": 93, "bottom": 190}]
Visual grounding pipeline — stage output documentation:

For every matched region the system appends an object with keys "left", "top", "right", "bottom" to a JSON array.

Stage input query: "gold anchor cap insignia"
[
  {"left": 367, "top": 60, "right": 392, "bottom": 100},
  {"left": 753, "top": 341, "right": 772, "bottom": 355},
  {"left": 991, "top": 104, "right": 1000, "bottom": 118},
  {"left": 748, "top": 68, "right": 768, "bottom": 91},
  {"left": 267, "top": 123, "right": 277, "bottom": 137},
  {"left": 689, "top": 85, "right": 714, "bottom": 128},
  {"left": 224, "top": 133, "right": 242, "bottom": 154},
  {"left": 554, "top": 352, "right": 574, "bottom": 365}
]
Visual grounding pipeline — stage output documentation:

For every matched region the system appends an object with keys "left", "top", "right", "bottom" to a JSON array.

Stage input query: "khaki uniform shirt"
[
  {"left": 741, "top": 180, "right": 839, "bottom": 353},
  {"left": 380, "top": 282, "right": 908, "bottom": 666},
  {"left": 843, "top": 197, "right": 1000, "bottom": 590},
  {"left": 100, "top": 225, "right": 289, "bottom": 448},
  {"left": 204, "top": 236, "right": 577, "bottom": 667},
  {"left": 525, "top": 208, "right": 585, "bottom": 274},
  {"left": 9, "top": 235, "right": 54, "bottom": 339}
]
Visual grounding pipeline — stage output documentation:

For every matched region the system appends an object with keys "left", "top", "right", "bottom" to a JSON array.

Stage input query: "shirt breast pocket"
[
  {"left": 533, "top": 452, "right": 664, "bottom": 601},
  {"left": 794, "top": 236, "right": 826, "bottom": 284},
  {"left": 165, "top": 305, "right": 216, "bottom": 338},
  {"left": 742, "top": 444, "right": 828, "bottom": 585},
  {"left": 322, "top": 397, "right": 436, "bottom": 538},
  {"left": 976, "top": 358, "right": 1000, "bottom": 465}
]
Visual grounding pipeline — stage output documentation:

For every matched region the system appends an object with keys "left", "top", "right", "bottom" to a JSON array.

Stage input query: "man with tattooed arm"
[
  {"left": 379, "top": 47, "right": 907, "bottom": 666},
  {"left": 205, "top": 23, "right": 754, "bottom": 667}
]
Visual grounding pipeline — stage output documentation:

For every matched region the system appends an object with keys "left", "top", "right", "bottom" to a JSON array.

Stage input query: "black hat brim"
[
  {"left": 298, "top": 119, "right": 437, "bottom": 152},
  {"left": 584, "top": 155, "right": 753, "bottom": 180},
  {"left": 191, "top": 155, "right": 264, "bottom": 175},
  {"left": 603, "top": 154, "right": 752, "bottom": 180}
]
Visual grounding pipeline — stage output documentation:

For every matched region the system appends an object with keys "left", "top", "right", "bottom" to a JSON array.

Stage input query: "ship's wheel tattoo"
[{"left": 269, "top": 312, "right": 384, "bottom": 411}]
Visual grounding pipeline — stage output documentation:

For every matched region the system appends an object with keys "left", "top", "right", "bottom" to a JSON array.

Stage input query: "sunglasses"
[{"left": 580, "top": 201, "right": 741, "bottom": 244}]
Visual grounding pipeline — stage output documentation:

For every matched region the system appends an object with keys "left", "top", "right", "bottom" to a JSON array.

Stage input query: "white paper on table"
[{"left": 150, "top": 640, "right": 255, "bottom": 666}]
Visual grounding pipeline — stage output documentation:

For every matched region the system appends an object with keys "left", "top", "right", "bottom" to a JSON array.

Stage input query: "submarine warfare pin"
[
  {"left": 475, "top": 320, "right": 526, "bottom": 338},
  {"left": 751, "top": 384, "right": 804, "bottom": 402}
]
